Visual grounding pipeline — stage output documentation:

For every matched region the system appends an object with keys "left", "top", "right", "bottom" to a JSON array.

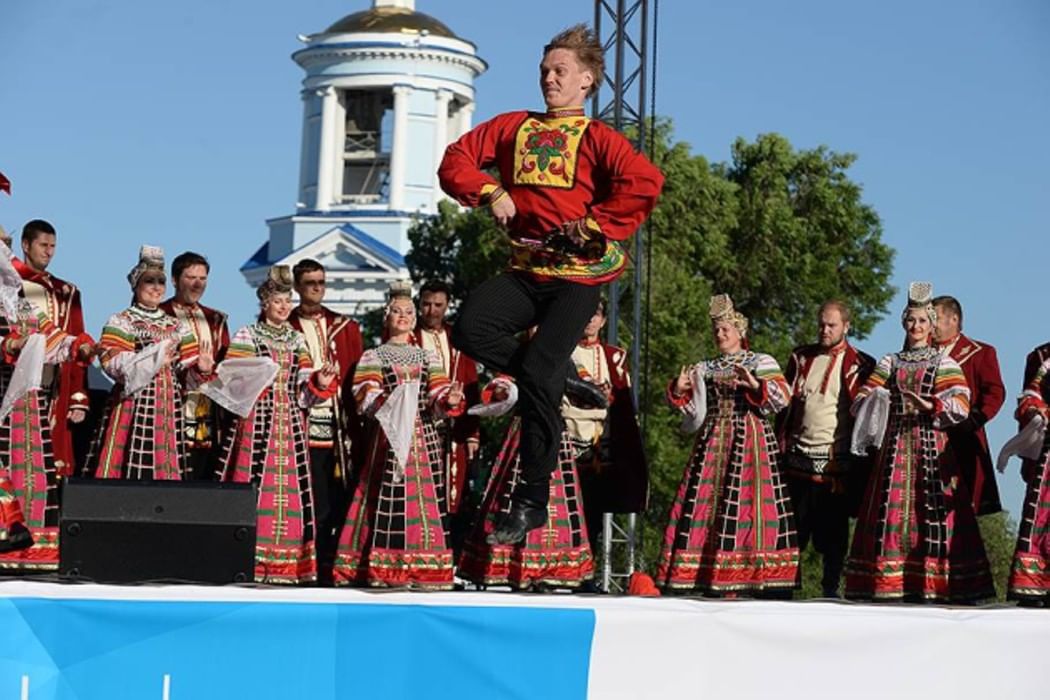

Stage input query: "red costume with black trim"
[
  {"left": 934, "top": 333, "right": 1005, "bottom": 515},
  {"left": 410, "top": 323, "right": 480, "bottom": 514},
  {"left": 12, "top": 257, "right": 87, "bottom": 475},
  {"left": 289, "top": 305, "right": 365, "bottom": 471},
  {"left": 439, "top": 107, "right": 664, "bottom": 284},
  {"left": 568, "top": 339, "right": 648, "bottom": 515},
  {"left": 159, "top": 298, "right": 231, "bottom": 456},
  {"left": 777, "top": 341, "right": 876, "bottom": 485},
  {"left": 1023, "top": 342, "right": 1050, "bottom": 388},
  {"left": 159, "top": 299, "right": 230, "bottom": 361}
]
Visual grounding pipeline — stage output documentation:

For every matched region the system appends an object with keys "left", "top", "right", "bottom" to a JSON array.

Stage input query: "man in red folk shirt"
[
  {"left": 439, "top": 24, "right": 663, "bottom": 543},
  {"left": 932, "top": 295, "right": 1005, "bottom": 515},
  {"left": 13, "top": 220, "right": 88, "bottom": 476}
]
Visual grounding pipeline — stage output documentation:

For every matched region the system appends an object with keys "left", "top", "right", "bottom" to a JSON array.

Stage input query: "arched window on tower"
[{"left": 341, "top": 88, "right": 392, "bottom": 205}]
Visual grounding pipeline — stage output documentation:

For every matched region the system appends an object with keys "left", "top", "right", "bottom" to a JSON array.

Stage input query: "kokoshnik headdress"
[
  {"left": 257, "top": 265, "right": 293, "bottom": 302},
  {"left": 709, "top": 293, "right": 748, "bottom": 337},
  {"left": 384, "top": 279, "right": 414, "bottom": 317},
  {"left": 127, "top": 245, "right": 165, "bottom": 288},
  {"left": 901, "top": 281, "right": 937, "bottom": 326}
]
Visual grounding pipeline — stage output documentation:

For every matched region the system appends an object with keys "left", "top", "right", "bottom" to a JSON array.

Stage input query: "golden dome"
[{"left": 325, "top": 6, "right": 459, "bottom": 39}]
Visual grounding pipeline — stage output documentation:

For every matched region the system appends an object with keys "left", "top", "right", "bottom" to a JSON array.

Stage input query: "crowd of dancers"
[{"left": 2, "top": 23, "right": 1048, "bottom": 606}]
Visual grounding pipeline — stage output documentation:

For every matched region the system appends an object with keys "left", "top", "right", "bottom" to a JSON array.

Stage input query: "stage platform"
[{"left": 2, "top": 580, "right": 1047, "bottom": 699}]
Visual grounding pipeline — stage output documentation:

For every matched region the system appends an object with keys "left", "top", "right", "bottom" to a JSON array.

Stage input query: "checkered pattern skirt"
[
  {"left": 657, "top": 395, "right": 800, "bottom": 594},
  {"left": 333, "top": 372, "right": 452, "bottom": 589},
  {"left": 845, "top": 365, "right": 994, "bottom": 603},
  {"left": 220, "top": 351, "right": 317, "bottom": 585},
  {"left": 459, "top": 418, "right": 594, "bottom": 589},
  {"left": 1009, "top": 433, "right": 1050, "bottom": 602},
  {"left": 88, "top": 367, "right": 187, "bottom": 481},
  {"left": 0, "top": 390, "right": 60, "bottom": 570}
]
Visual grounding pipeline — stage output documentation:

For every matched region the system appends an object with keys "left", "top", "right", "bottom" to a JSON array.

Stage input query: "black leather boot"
[
  {"left": 487, "top": 497, "right": 547, "bottom": 545},
  {"left": 0, "top": 523, "right": 33, "bottom": 553}
]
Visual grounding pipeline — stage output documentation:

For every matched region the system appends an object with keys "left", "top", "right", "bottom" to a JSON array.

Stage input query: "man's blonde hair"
[{"left": 544, "top": 24, "right": 605, "bottom": 97}]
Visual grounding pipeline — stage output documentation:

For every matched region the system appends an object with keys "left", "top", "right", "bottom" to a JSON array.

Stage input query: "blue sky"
[{"left": 1, "top": 0, "right": 1047, "bottom": 512}]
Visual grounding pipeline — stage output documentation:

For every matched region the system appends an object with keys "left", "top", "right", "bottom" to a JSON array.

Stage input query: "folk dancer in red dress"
[
  {"left": 159, "top": 251, "right": 230, "bottom": 480},
  {"left": 777, "top": 301, "right": 875, "bottom": 597},
  {"left": 0, "top": 230, "right": 31, "bottom": 556},
  {"left": 215, "top": 265, "right": 338, "bottom": 584},
  {"left": 88, "top": 247, "right": 214, "bottom": 480},
  {"left": 460, "top": 363, "right": 595, "bottom": 591},
  {"left": 333, "top": 284, "right": 465, "bottom": 589},
  {"left": 999, "top": 359, "right": 1050, "bottom": 605},
  {"left": 440, "top": 25, "right": 663, "bottom": 544},
  {"left": 846, "top": 283, "right": 994, "bottom": 603},
  {"left": 289, "top": 258, "right": 364, "bottom": 578},
  {"left": 931, "top": 295, "right": 1005, "bottom": 515},
  {"left": 659, "top": 294, "right": 799, "bottom": 595},
  {"left": 0, "top": 238, "right": 94, "bottom": 571},
  {"left": 12, "top": 219, "right": 89, "bottom": 476}
]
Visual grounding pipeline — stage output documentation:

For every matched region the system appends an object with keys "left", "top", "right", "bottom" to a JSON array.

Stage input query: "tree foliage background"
[{"left": 407, "top": 121, "right": 1016, "bottom": 598}]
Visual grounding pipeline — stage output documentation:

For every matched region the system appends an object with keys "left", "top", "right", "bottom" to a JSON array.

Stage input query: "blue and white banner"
[{"left": 2, "top": 581, "right": 1048, "bottom": 699}]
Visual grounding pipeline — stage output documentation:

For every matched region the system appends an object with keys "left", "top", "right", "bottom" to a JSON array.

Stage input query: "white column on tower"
[
  {"left": 432, "top": 89, "right": 452, "bottom": 208},
  {"left": 332, "top": 90, "right": 347, "bottom": 206},
  {"left": 315, "top": 85, "right": 337, "bottom": 211},
  {"left": 389, "top": 84, "right": 412, "bottom": 211},
  {"left": 456, "top": 101, "right": 475, "bottom": 139},
  {"left": 297, "top": 89, "right": 313, "bottom": 209}
]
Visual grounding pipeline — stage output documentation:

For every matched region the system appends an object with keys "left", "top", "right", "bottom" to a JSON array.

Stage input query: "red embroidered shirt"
[{"left": 438, "top": 108, "right": 664, "bottom": 285}]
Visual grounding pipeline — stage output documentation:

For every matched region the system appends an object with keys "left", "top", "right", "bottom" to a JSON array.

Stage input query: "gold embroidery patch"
[{"left": 513, "top": 115, "right": 591, "bottom": 188}]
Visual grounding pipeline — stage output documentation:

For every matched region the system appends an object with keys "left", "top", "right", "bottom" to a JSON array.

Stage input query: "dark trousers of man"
[
  {"left": 788, "top": 476, "right": 850, "bottom": 597},
  {"left": 453, "top": 272, "right": 601, "bottom": 505},
  {"left": 186, "top": 447, "right": 218, "bottom": 481},
  {"left": 310, "top": 447, "right": 344, "bottom": 578}
]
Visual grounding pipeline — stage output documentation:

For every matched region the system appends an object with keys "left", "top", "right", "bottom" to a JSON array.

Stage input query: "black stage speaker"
[{"left": 60, "top": 479, "right": 257, "bottom": 584}]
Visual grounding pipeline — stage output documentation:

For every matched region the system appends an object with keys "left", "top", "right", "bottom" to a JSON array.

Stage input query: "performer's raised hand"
[
  {"left": 77, "top": 342, "right": 96, "bottom": 363},
  {"left": 317, "top": 361, "right": 337, "bottom": 389},
  {"left": 197, "top": 338, "right": 214, "bottom": 374},
  {"left": 161, "top": 343, "right": 180, "bottom": 369},
  {"left": 490, "top": 193, "right": 517, "bottom": 228},
  {"left": 447, "top": 381, "right": 465, "bottom": 407},
  {"left": 732, "top": 365, "right": 761, "bottom": 392},
  {"left": 675, "top": 365, "right": 693, "bottom": 395}
]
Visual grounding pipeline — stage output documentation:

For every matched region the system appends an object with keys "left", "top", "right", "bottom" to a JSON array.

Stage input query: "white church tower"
[{"left": 242, "top": 0, "right": 487, "bottom": 313}]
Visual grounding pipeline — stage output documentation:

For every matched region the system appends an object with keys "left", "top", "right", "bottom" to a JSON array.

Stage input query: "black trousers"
[
  {"left": 185, "top": 447, "right": 218, "bottom": 481},
  {"left": 787, "top": 476, "right": 850, "bottom": 595},
  {"left": 453, "top": 272, "right": 601, "bottom": 505},
  {"left": 309, "top": 447, "right": 343, "bottom": 542}
]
